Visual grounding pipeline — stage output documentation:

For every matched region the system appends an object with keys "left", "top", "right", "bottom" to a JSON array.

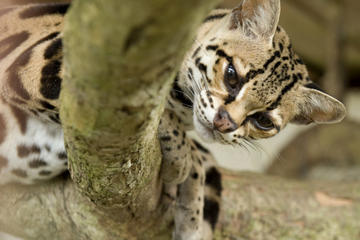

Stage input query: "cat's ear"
[
  {"left": 229, "top": 0, "right": 280, "bottom": 44},
  {"left": 292, "top": 84, "right": 346, "bottom": 125}
]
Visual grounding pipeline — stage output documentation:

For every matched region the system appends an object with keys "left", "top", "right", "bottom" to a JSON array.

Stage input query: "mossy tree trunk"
[{"left": 61, "top": 0, "right": 219, "bottom": 216}]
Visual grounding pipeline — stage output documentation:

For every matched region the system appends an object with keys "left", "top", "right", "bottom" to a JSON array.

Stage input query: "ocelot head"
[{"left": 184, "top": 0, "right": 346, "bottom": 144}]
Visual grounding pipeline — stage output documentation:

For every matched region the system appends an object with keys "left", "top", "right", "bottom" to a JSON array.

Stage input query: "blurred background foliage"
[{"left": 1, "top": 0, "right": 359, "bottom": 181}]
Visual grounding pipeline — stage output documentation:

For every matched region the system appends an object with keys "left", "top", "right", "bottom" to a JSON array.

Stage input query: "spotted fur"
[
  {"left": 0, "top": 1, "right": 346, "bottom": 239},
  {"left": 174, "top": 0, "right": 346, "bottom": 146}
]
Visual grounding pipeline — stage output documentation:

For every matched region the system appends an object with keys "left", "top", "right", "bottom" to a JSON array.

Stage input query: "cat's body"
[{"left": 0, "top": 1, "right": 345, "bottom": 239}]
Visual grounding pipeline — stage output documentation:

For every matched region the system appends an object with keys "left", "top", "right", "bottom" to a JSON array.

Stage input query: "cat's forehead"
[
  {"left": 206, "top": 27, "right": 308, "bottom": 107},
  {"left": 224, "top": 32, "right": 294, "bottom": 82},
  {"left": 211, "top": 26, "right": 289, "bottom": 63}
]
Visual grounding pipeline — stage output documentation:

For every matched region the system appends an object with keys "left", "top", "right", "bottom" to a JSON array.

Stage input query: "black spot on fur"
[
  {"left": 198, "top": 63, "right": 207, "bottom": 73},
  {"left": 205, "top": 167, "right": 222, "bottom": 196},
  {"left": 160, "top": 136, "right": 171, "bottom": 141},
  {"left": 42, "top": 59, "right": 61, "bottom": 76},
  {"left": 49, "top": 114, "right": 61, "bottom": 124},
  {"left": 187, "top": 68, "right": 193, "bottom": 81},
  {"left": 197, "top": 61, "right": 211, "bottom": 83},
  {"left": 44, "top": 38, "right": 62, "bottom": 59},
  {"left": 263, "top": 51, "right": 280, "bottom": 70},
  {"left": 224, "top": 95, "right": 236, "bottom": 105},
  {"left": 57, "top": 152, "right": 67, "bottom": 160},
  {"left": 192, "top": 46, "right": 201, "bottom": 58},
  {"left": 45, "top": 145, "right": 51, "bottom": 152},
  {"left": 192, "top": 172, "right": 199, "bottom": 179},
  {"left": 295, "top": 58, "right": 304, "bottom": 65},
  {"left": 12, "top": 169, "right": 27, "bottom": 178},
  {"left": 29, "top": 158, "right": 48, "bottom": 168},
  {"left": 40, "top": 60, "right": 62, "bottom": 100},
  {"left": 170, "top": 76, "right": 193, "bottom": 108},
  {"left": 17, "top": 144, "right": 41, "bottom": 158},
  {"left": 268, "top": 73, "right": 299, "bottom": 110},
  {"left": 193, "top": 140, "right": 209, "bottom": 153},
  {"left": 0, "top": 156, "right": 8, "bottom": 170},
  {"left": 194, "top": 58, "right": 201, "bottom": 67},
  {"left": 206, "top": 45, "right": 219, "bottom": 51},
  {"left": 297, "top": 73, "right": 303, "bottom": 80},
  {"left": 245, "top": 69, "right": 265, "bottom": 81},
  {"left": 20, "top": 3, "right": 69, "bottom": 19},
  {"left": 270, "top": 61, "right": 281, "bottom": 74},
  {"left": 279, "top": 42, "right": 284, "bottom": 52},
  {"left": 203, "top": 13, "right": 227, "bottom": 23},
  {"left": 39, "top": 170, "right": 52, "bottom": 176},
  {"left": 203, "top": 198, "right": 220, "bottom": 230},
  {"left": 40, "top": 100, "right": 56, "bottom": 110},
  {"left": 216, "top": 49, "right": 233, "bottom": 63}
]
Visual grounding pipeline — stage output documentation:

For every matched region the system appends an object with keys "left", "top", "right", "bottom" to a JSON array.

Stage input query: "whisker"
[
  {"left": 243, "top": 138, "right": 259, "bottom": 152},
  {"left": 172, "top": 89, "right": 193, "bottom": 103},
  {"left": 183, "top": 59, "right": 202, "bottom": 95},
  {"left": 200, "top": 72, "right": 210, "bottom": 91},
  {"left": 239, "top": 139, "right": 251, "bottom": 153}
]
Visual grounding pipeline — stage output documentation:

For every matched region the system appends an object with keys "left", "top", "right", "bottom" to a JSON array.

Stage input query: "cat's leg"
[
  {"left": 193, "top": 139, "right": 222, "bottom": 239},
  {"left": 158, "top": 109, "right": 193, "bottom": 185},
  {"left": 173, "top": 140, "right": 222, "bottom": 240},
  {"left": 158, "top": 109, "right": 203, "bottom": 239},
  {"left": 173, "top": 147, "right": 205, "bottom": 240},
  {"left": 158, "top": 110, "right": 222, "bottom": 239}
]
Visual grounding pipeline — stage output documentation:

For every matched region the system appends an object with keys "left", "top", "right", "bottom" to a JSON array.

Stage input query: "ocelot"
[{"left": 0, "top": 0, "right": 345, "bottom": 239}]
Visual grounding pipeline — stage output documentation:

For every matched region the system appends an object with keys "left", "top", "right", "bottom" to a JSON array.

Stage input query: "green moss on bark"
[{"left": 60, "top": 0, "right": 219, "bottom": 212}]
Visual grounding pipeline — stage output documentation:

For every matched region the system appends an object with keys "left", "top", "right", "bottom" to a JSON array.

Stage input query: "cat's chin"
[{"left": 193, "top": 114, "right": 215, "bottom": 143}]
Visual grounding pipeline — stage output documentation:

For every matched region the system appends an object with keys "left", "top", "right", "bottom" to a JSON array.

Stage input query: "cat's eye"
[
  {"left": 248, "top": 112, "right": 275, "bottom": 131},
  {"left": 224, "top": 63, "right": 239, "bottom": 89}
]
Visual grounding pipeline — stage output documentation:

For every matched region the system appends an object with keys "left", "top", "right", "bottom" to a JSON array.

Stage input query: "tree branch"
[
  {"left": 60, "top": 0, "right": 218, "bottom": 212},
  {"left": 1, "top": 171, "right": 360, "bottom": 239},
  {"left": 215, "top": 170, "right": 360, "bottom": 239}
]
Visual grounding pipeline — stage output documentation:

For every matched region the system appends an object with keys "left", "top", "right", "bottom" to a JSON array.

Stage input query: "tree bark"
[
  {"left": 216, "top": 170, "right": 360, "bottom": 240},
  {"left": 1, "top": 170, "right": 360, "bottom": 239}
]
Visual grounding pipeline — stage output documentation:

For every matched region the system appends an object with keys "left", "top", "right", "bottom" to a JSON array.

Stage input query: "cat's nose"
[{"left": 213, "top": 107, "right": 238, "bottom": 133}]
